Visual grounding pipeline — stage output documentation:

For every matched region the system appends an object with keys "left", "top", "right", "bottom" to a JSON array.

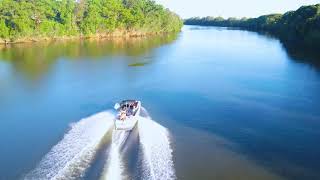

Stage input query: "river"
[{"left": 0, "top": 26, "right": 319, "bottom": 180}]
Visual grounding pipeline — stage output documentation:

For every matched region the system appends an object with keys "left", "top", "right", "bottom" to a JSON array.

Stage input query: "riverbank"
[
  {"left": 184, "top": 4, "right": 320, "bottom": 49},
  {"left": 0, "top": 30, "right": 175, "bottom": 45}
]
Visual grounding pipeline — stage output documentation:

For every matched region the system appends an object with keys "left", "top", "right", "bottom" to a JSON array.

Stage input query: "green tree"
[{"left": 0, "top": 0, "right": 183, "bottom": 42}]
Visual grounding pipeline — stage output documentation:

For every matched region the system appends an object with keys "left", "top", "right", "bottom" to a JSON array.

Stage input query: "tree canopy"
[{"left": 0, "top": 0, "right": 183, "bottom": 42}]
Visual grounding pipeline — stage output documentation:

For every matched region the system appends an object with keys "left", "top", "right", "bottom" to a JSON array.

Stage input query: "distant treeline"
[
  {"left": 0, "top": 0, "right": 183, "bottom": 43},
  {"left": 185, "top": 4, "right": 320, "bottom": 47}
]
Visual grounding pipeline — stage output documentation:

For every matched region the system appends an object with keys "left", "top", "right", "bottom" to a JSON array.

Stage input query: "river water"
[{"left": 0, "top": 26, "right": 319, "bottom": 180}]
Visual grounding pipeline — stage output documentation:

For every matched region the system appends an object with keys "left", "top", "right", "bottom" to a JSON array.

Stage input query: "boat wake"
[
  {"left": 101, "top": 130, "right": 129, "bottom": 180},
  {"left": 138, "top": 108, "right": 176, "bottom": 180},
  {"left": 24, "top": 107, "right": 176, "bottom": 180},
  {"left": 24, "top": 111, "right": 115, "bottom": 180},
  {"left": 101, "top": 107, "right": 176, "bottom": 180}
]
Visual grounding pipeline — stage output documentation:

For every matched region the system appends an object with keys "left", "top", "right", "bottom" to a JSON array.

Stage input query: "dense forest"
[
  {"left": 185, "top": 4, "right": 320, "bottom": 47},
  {"left": 0, "top": 0, "right": 183, "bottom": 43}
]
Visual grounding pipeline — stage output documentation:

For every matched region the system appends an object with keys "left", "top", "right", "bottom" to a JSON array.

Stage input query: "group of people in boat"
[{"left": 119, "top": 101, "right": 138, "bottom": 121}]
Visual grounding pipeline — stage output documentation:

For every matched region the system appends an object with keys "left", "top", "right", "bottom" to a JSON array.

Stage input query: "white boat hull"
[{"left": 114, "top": 101, "right": 141, "bottom": 131}]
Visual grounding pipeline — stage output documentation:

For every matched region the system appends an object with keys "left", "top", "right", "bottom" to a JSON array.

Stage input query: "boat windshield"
[
  {"left": 118, "top": 100, "right": 139, "bottom": 119},
  {"left": 120, "top": 100, "right": 137, "bottom": 108}
]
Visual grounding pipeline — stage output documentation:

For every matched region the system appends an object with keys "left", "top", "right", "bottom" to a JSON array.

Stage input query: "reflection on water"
[
  {"left": 280, "top": 40, "right": 320, "bottom": 69},
  {"left": 221, "top": 27, "right": 320, "bottom": 70},
  {"left": 0, "top": 34, "right": 178, "bottom": 80}
]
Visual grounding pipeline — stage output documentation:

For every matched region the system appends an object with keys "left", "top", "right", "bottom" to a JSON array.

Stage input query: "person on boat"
[
  {"left": 127, "top": 105, "right": 134, "bottom": 116},
  {"left": 120, "top": 110, "right": 126, "bottom": 121}
]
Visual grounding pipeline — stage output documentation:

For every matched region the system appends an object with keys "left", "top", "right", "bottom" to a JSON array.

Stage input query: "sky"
[{"left": 155, "top": 0, "right": 320, "bottom": 18}]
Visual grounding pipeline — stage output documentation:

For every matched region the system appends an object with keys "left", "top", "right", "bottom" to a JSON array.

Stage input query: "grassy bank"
[{"left": 0, "top": 29, "right": 176, "bottom": 44}]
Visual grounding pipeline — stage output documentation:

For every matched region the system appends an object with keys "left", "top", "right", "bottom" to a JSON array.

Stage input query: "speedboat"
[{"left": 114, "top": 100, "right": 141, "bottom": 131}]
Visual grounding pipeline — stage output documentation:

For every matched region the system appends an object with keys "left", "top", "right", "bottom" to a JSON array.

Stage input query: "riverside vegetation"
[
  {"left": 185, "top": 4, "right": 320, "bottom": 48},
  {"left": 0, "top": 0, "right": 183, "bottom": 43}
]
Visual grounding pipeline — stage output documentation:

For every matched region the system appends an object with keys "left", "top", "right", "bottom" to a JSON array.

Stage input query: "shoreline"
[{"left": 0, "top": 30, "right": 175, "bottom": 45}]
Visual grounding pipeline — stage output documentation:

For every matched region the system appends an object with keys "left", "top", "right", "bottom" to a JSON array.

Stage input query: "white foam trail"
[
  {"left": 101, "top": 130, "right": 129, "bottom": 180},
  {"left": 102, "top": 143, "right": 122, "bottom": 180},
  {"left": 24, "top": 111, "right": 115, "bottom": 180},
  {"left": 138, "top": 116, "right": 176, "bottom": 180}
]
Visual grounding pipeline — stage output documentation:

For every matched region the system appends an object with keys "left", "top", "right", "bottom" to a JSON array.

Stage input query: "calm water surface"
[{"left": 0, "top": 26, "right": 320, "bottom": 180}]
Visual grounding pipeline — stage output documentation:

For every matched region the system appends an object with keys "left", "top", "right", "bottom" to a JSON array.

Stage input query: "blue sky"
[{"left": 155, "top": 0, "right": 319, "bottom": 18}]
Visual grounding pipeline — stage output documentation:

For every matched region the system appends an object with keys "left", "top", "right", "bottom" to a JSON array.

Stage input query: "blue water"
[{"left": 0, "top": 26, "right": 320, "bottom": 180}]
